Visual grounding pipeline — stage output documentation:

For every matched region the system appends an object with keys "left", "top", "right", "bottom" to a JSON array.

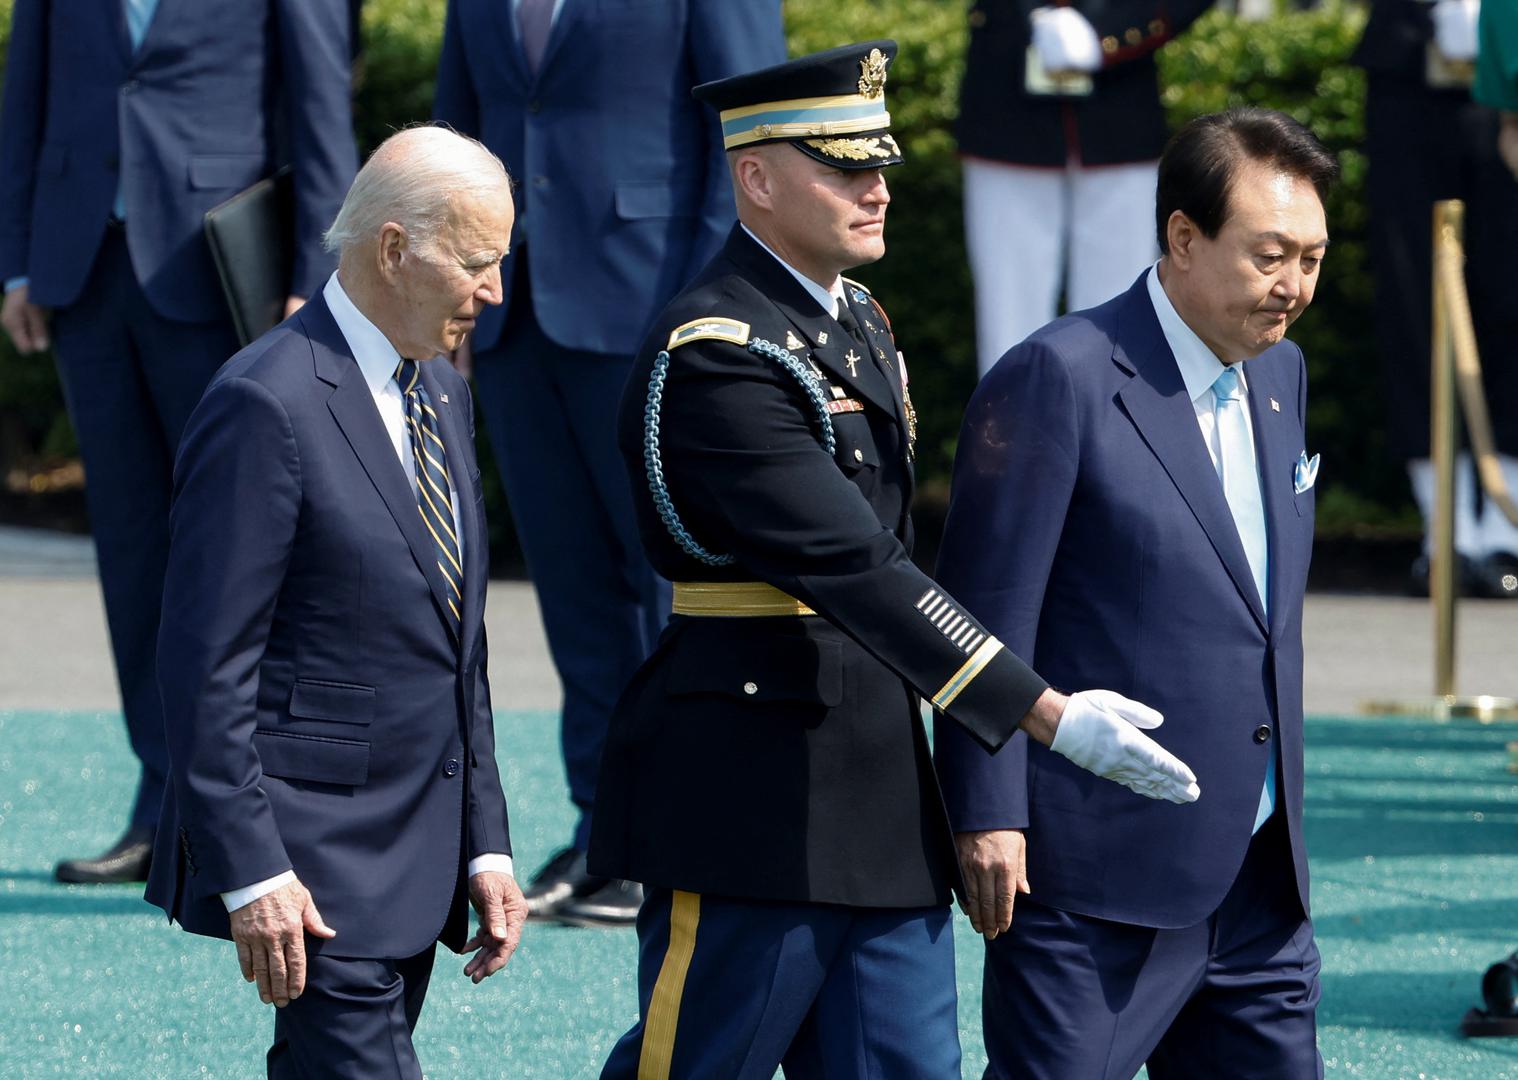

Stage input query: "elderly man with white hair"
[{"left": 146, "top": 125, "right": 526, "bottom": 1079}]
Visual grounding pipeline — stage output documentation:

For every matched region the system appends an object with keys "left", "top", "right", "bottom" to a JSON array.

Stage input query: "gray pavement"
[{"left": 1, "top": 525, "right": 1514, "bottom": 715}]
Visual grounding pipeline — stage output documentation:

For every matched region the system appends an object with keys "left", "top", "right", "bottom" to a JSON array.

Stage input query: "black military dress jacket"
[
  {"left": 956, "top": 0, "right": 1213, "bottom": 167},
  {"left": 587, "top": 226, "right": 1048, "bottom": 909}
]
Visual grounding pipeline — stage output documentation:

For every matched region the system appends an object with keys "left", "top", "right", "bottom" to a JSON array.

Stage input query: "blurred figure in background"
[
  {"left": 432, "top": 0, "right": 785, "bottom": 927},
  {"left": 0, "top": 0, "right": 357, "bottom": 883},
  {"left": 956, "top": 0, "right": 1212, "bottom": 378},
  {"left": 1477, "top": 5, "right": 1518, "bottom": 177},
  {"left": 1355, "top": 0, "right": 1518, "bottom": 598}
]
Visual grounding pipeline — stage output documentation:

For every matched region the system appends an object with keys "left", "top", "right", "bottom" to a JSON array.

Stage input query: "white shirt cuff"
[
  {"left": 221, "top": 870, "right": 296, "bottom": 912},
  {"left": 468, "top": 853, "right": 514, "bottom": 878}
]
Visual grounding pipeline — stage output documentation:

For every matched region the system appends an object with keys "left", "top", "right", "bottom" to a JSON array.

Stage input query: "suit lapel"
[
  {"left": 1245, "top": 357, "right": 1300, "bottom": 641},
  {"left": 305, "top": 297, "right": 462, "bottom": 649},
  {"left": 490, "top": 0, "right": 534, "bottom": 90},
  {"left": 129, "top": 0, "right": 173, "bottom": 63},
  {"left": 419, "top": 360, "right": 481, "bottom": 662},
  {"left": 533, "top": 0, "right": 582, "bottom": 82},
  {"left": 844, "top": 287, "right": 908, "bottom": 430},
  {"left": 1112, "top": 283, "right": 1269, "bottom": 634},
  {"left": 108, "top": 0, "right": 134, "bottom": 63}
]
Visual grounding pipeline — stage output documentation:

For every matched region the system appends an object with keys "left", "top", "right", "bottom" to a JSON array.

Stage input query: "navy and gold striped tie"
[{"left": 395, "top": 360, "right": 463, "bottom": 636}]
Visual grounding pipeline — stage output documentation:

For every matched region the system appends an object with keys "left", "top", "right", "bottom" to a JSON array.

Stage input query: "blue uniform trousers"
[
  {"left": 471, "top": 257, "right": 668, "bottom": 849},
  {"left": 49, "top": 226, "right": 236, "bottom": 830},
  {"left": 981, "top": 815, "right": 1322, "bottom": 1080},
  {"left": 602, "top": 889, "right": 961, "bottom": 1079},
  {"left": 266, "top": 945, "right": 436, "bottom": 1079}
]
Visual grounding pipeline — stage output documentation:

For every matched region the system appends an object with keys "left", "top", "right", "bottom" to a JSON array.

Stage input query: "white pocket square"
[{"left": 1294, "top": 451, "right": 1320, "bottom": 494}]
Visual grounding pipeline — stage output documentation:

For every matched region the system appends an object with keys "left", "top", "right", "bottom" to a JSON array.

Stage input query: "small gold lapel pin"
[
  {"left": 785, "top": 330, "right": 805, "bottom": 352},
  {"left": 817, "top": 331, "right": 829, "bottom": 345},
  {"left": 1270, "top": 398, "right": 1280, "bottom": 412}
]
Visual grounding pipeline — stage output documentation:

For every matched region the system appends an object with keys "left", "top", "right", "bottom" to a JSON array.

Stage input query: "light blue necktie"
[
  {"left": 113, "top": 0, "right": 161, "bottom": 221},
  {"left": 1212, "top": 366, "right": 1276, "bottom": 833}
]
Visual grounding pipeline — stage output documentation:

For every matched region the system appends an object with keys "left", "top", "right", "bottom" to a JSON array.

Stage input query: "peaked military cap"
[{"left": 692, "top": 40, "right": 904, "bottom": 170}]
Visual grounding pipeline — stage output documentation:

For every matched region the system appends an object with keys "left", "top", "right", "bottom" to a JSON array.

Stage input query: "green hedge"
[{"left": 0, "top": 0, "right": 1411, "bottom": 535}]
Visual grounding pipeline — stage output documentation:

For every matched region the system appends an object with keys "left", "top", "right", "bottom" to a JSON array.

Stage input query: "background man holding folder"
[{"left": 0, "top": 0, "right": 358, "bottom": 883}]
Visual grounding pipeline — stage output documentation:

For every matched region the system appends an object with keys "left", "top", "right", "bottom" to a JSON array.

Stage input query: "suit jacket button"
[
  {"left": 443, "top": 758, "right": 461, "bottom": 778},
  {"left": 743, "top": 682, "right": 758, "bottom": 695},
  {"left": 1253, "top": 725, "right": 1272, "bottom": 744}
]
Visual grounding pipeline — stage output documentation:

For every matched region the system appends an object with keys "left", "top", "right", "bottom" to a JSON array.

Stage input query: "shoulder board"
[
  {"left": 667, "top": 317, "right": 751, "bottom": 351},
  {"left": 840, "top": 276, "right": 872, "bottom": 295}
]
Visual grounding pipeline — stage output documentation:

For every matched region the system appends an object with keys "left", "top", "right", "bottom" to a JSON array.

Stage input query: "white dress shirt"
[
  {"left": 222, "top": 274, "right": 510, "bottom": 913},
  {"left": 1145, "top": 263, "right": 1258, "bottom": 479}
]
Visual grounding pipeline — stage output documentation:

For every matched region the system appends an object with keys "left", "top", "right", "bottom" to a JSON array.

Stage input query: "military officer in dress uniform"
[
  {"left": 588, "top": 42, "right": 1201, "bottom": 1079},
  {"left": 957, "top": 0, "right": 1213, "bottom": 377}
]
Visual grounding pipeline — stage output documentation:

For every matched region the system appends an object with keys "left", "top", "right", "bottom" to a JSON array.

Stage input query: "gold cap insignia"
[{"left": 858, "top": 48, "right": 888, "bottom": 99}]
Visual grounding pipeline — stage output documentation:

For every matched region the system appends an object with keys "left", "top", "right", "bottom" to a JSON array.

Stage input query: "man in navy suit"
[
  {"left": 0, "top": 0, "right": 357, "bottom": 882},
  {"left": 935, "top": 109, "right": 1338, "bottom": 1078},
  {"left": 145, "top": 127, "right": 525, "bottom": 1078},
  {"left": 432, "top": 0, "right": 785, "bottom": 925}
]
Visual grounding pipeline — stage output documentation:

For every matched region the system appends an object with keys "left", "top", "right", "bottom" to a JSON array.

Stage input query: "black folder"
[{"left": 203, "top": 167, "right": 295, "bottom": 346}]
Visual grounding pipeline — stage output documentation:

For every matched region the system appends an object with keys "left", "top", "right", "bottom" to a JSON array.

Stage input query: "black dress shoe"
[
  {"left": 553, "top": 879, "right": 643, "bottom": 928},
  {"left": 523, "top": 846, "right": 607, "bottom": 919},
  {"left": 1477, "top": 552, "right": 1518, "bottom": 599},
  {"left": 1409, "top": 553, "right": 1481, "bottom": 597},
  {"left": 54, "top": 826, "right": 154, "bottom": 884}
]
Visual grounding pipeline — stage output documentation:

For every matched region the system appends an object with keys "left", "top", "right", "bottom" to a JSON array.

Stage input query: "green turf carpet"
[{"left": 4, "top": 709, "right": 1518, "bottom": 1078}]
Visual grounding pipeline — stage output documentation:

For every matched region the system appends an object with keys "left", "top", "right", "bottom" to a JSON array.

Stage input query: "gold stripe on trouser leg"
[{"left": 637, "top": 890, "right": 702, "bottom": 1080}]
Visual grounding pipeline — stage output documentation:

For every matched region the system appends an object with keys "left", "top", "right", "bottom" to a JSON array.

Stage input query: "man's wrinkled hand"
[
  {"left": 228, "top": 878, "right": 336, "bottom": 1008},
  {"left": 462, "top": 871, "right": 527, "bottom": 983},
  {"left": 1048, "top": 689, "right": 1201, "bottom": 803},
  {"left": 955, "top": 829, "right": 1028, "bottom": 940},
  {"left": 0, "top": 284, "right": 50, "bottom": 353}
]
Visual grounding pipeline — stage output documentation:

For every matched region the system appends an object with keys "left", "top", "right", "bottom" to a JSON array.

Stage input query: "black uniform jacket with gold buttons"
[
  {"left": 957, "top": 0, "right": 1214, "bottom": 167},
  {"left": 586, "top": 225, "right": 1048, "bottom": 909}
]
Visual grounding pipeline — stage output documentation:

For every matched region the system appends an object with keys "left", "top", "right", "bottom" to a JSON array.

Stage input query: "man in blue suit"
[
  {"left": 0, "top": 0, "right": 357, "bottom": 883},
  {"left": 432, "top": 0, "right": 786, "bottom": 925},
  {"left": 935, "top": 109, "right": 1338, "bottom": 1079},
  {"left": 145, "top": 128, "right": 526, "bottom": 1078}
]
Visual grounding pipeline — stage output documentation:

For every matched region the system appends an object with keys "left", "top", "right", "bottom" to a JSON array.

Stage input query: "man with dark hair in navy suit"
[
  {"left": 937, "top": 108, "right": 1339, "bottom": 1079},
  {"left": 146, "top": 126, "right": 526, "bottom": 1078},
  {"left": 432, "top": 0, "right": 786, "bottom": 926},
  {"left": 0, "top": 0, "right": 357, "bottom": 883}
]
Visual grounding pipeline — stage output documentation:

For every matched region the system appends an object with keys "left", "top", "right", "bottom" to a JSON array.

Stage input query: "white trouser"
[
  {"left": 1407, "top": 454, "right": 1518, "bottom": 557},
  {"left": 963, "top": 157, "right": 1159, "bottom": 377}
]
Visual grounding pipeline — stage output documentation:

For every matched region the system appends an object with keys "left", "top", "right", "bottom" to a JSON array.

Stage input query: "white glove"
[
  {"left": 1049, "top": 690, "right": 1201, "bottom": 804},
  {"left": 1030, "top": 7, "right": 1103, "bottom": 73},
  {"left": 1431, "top": 0, "right": 1480, "bottom": 63}
]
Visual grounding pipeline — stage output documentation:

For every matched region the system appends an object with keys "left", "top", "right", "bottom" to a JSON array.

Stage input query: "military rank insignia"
[
  {"left": 667, "top": 317, "right": 751, "bottom": 350},
  {"left": 785, "top": 330, "right": 806, "bottom": 352}
]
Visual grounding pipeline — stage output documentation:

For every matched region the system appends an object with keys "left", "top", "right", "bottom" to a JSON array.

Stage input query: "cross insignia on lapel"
[{"left": 845, "top": 350, "right": 861, "bottom": 377}]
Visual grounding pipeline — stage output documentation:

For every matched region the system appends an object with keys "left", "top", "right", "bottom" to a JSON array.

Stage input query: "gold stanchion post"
[{"left": 1361, "top": 200, "right": 1518, "bottom": 723}]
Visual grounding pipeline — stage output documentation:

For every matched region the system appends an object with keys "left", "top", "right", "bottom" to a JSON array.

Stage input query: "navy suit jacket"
[
  {"left": 145, "top": 293, "right": 511, "bottom": 960},
  {"left": 0, "top": 0, "right": 357, "bottom": 321},
  {"left": 432, "top": 0, "right": 784, "bottom": 355},
  {"left": 935, "top": 272, "right": 1315, "bottom": 928}
]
